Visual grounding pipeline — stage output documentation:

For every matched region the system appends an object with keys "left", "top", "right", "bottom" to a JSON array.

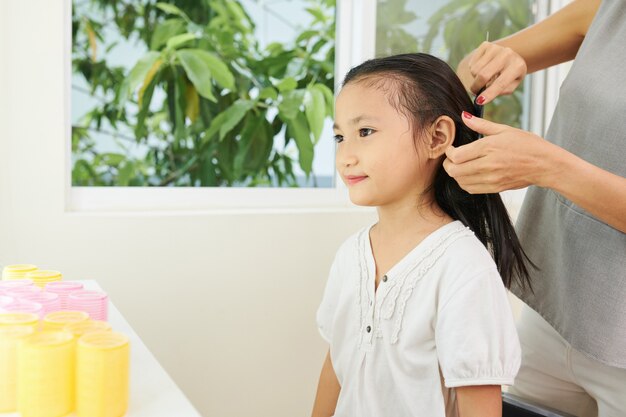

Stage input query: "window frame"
[
  {"left": 66, "top": 0, "right": 376, "bottom": 213},
  {"left": 66, "top": 0, "right": 563, "bottom": 214}
]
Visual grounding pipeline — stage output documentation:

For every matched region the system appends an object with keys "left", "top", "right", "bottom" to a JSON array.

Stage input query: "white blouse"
[{"left": 317, "top": 221, "right": 521, "bottom": 417}]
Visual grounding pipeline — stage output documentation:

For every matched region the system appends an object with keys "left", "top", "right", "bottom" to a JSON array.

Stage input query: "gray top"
[{"left": 512, "top": 0, "right": 626, "bottom": 368}]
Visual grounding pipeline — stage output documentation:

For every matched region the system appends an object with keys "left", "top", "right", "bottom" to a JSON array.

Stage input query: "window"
[
  {"left": 69, "top": 0, "right": 558, "bottom": 212},
  {"left": 71, "top": 0, "right": 336, "bottom": 188},
  {"left": 375, "top": 0, "right": 535, "bottom": 130}
]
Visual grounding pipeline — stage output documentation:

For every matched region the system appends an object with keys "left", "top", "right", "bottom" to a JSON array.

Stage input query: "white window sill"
[
  {"left": 66, "top": 186, "right": 374, "bottom": 215},
  {"left": 67, "top": 187, "right": 524, "bottom": 219}
]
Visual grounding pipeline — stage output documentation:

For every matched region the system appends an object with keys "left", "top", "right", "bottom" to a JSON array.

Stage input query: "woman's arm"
[
  {"left": 311, "top": 350, "right": 341, "bottom": 417},
  {"left": 494, "top": 0, "right": 600, "bottom": 73},
  {"left": 457, "top": 0, "right": 601, "bottom": 103},
  {"left": 444, "top": 114, "right": 626, "bottom": 233},
  {"left": 456, "top": 385, "right": 502, "bottom": 417},
  {"left": 544, "top": 140, "right": 626, "bottom": 234}
]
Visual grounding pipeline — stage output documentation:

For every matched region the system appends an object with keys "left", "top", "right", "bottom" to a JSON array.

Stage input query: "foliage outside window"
[
  {"left": 72, "top": 0, "right": 335, "bottom": 187},
  {"left": 72, "top": 0, "right": 530, "bottom": 188},
  {"left": 376, "top": 0, "right": 532, "bottom": 128}
]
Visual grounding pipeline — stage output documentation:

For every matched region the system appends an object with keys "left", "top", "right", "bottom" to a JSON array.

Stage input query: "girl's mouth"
[{"left": 345, "top": 175, "right": 368, "bottom": 185}]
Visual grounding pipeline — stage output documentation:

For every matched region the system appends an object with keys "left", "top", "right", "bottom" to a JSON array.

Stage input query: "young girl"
[{"left": 312, "top": 53, "right": 533, "bottom": 417}]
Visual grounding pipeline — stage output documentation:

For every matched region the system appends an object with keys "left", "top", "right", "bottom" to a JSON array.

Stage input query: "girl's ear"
[{"left": 427, "top": 115, "right": 455, "bottom": 159}]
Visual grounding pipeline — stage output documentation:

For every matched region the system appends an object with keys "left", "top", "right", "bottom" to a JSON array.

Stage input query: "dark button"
[
  {"left": 382, "top": 275, "right": 388, "bottom": 282},
  {"left": 366, "top": 326, "right": 372, "bottom": 333}
]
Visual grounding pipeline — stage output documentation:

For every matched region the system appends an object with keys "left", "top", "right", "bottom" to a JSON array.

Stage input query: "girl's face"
[{"left": 334, "top": 81, "right": 433, "bottom": 208}]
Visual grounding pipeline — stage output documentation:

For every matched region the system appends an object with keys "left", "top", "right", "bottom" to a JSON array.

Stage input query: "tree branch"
[{"left": 72, "top": 124, "right": 138, "bottom": 143}]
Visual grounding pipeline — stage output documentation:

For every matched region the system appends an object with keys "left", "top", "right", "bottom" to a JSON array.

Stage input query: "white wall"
[{"left": 0, "top": 1, "right": 376, "bottom": 416}]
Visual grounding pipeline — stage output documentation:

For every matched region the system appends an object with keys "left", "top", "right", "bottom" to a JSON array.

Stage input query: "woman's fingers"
[
  {"left": 467, "top": 44, "right": 500, "bottom": 94},
  {"left": 444, "top": 158, "right": 514, "bottom": 194},
  {"left": 464, "top": 43, "right": 527, "bottom": 102},
  {"left": 461, "top": 112, "right": 507, "bottom": 136},
  {"left": 445, "top": 115, "right": 507, "bottom": 167},
  {"left": 467, "top": 41, "right": 492, "bottom": 73},
  {"left": 469, "top": 43, "right": 499, "bottom": 76},
  {"left": 444, "top": 119, "right": 546, "bottom": 194},
  {"left": 444, "top": 156, "right": 527, "bottom": 194},
  {"left": 443, "top": 154, "right": 486, "bottom": 178},
  {"left": 478, "top": 60, "right": 527, "bottom": 103},
  {"left": 445, "top": 143, "right": 483, "bottom": 166}
]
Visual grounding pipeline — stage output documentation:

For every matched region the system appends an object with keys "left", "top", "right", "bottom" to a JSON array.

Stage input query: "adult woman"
[{"left": 447, "top": 0, "right": 626, "bottom": 416}]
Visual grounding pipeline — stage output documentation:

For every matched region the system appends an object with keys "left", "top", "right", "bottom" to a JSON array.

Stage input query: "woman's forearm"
[
  {"left": 495, "top": 0, "right": 601, "bottom": 73},
  {"left": 540, "top": 147, "right": 626, "bottom": 233},
  {"left": 456, "top": 0, "right": 601, "bottom": 101},
  {"left": 446, "top": 115, "right": 626, "bottom": 233}
]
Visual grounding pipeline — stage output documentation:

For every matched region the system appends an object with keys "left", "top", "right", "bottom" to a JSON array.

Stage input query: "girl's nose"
[{"left": 336, "top": 141, "right": 358, "bottom": 168}]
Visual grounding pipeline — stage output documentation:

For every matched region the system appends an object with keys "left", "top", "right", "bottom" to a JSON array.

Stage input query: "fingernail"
[
  {"left": 476, "top": 95, "right": 486, "bottom": 105},
  {"left": 462, "top": 111, "right": 473, "bottom": 119}
]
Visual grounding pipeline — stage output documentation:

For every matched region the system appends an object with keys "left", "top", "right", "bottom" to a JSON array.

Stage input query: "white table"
[{"left": 1, "top": 280, "right": 202, "bottom": 417}]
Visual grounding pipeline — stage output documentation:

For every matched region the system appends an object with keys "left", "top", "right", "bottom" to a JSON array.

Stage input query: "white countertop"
[{"left": 1, "top": 280, "right": 202, "bottom": 417}]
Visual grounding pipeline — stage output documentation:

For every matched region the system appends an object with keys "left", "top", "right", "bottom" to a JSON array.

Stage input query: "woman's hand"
[
  {"left": 457, "top": 0, "right": 600, "bottom": 103},
  {"left": 457, "top": 41, "right": 527, "bottom": 105},
  {"left": 443, "top": 112, "right": 560, "bottom": 194},
  {"left": 445, "top": 111, "right": 626, "bottom": 232}
]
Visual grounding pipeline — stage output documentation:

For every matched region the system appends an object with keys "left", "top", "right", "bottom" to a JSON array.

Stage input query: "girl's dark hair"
[{"left": 343, "top": 53, "right": 534, "bottom": 290}]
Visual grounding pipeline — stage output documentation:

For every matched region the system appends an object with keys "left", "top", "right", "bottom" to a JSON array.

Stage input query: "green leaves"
[
  {"left": 285, "top": 57, "right": 306, "bottom": 80},
  {"left": 375, "top": 0, "right": 420, "bottom": 56},
  {"left": 287, "top": 113, "right": 314, "bottom": 175},
  {"left": 258, "top": 87, "right": 278, "bottom": 100},
  {"left": 218, "top": 100, "right": 254, "bottom": 140},
  {"left": 125, "top": 51, "right": 161, "bottom": 96},
  {"left": 177, "top": 49, "right": 235, "bottom": 101},
  {"left": 304, "top": 86, "right": 325, "bottom": 143},
  {"left": 234, "top": 114, "right": 273, "bottom": 177},
  {"left": 117, "top": 161, "right": 136, "bottom": 186},
  {"left": 72, "top": 0, "right": 336, "bottom": 187},
  {"left": 306, "top": 6, "right": 327, "bottom": 23},
  {"left": 314, "top": 83, "right": 335, "bottom": 117},
  {"left": 138, "top": 57, "right": 163, "bottom": 107},
  {"left": 276, "top": 77, "right": 297, "bottom": 92},
  {"left": 278, "top": 89, "right": 305, "bottom": 120},
  {"left": 151, "top": 19, "right": 186, "bottom": 50},
  {"left": 96, "top": 152, "right": 125, "bottom": 166},
  {"left": 423, "top": 0, "right": 530, "bottom": 127},
  {"left": 166, "top": 33, "right": 197, "bottom": 50},
  {"left": 155, "top": 2, "right": 190, "bottom": 22},
  {"left": 203, "top": 99, "right": 255, "bottom": 142}
]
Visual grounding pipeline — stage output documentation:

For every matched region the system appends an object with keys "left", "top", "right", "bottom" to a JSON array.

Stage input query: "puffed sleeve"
[
  {"left": 316, "top": 248, "right": 346, "bottom": 344},
  {"left": 435, "top": 267, "right": 521, "bottom": 387}
]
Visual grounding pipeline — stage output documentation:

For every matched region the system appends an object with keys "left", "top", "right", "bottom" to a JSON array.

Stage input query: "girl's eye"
[
  {"left": 333, "top": 134, "right": 344, "bottom": 143},
  {"left": 359, "top": 128, "right": 374, "bottom": 137}
]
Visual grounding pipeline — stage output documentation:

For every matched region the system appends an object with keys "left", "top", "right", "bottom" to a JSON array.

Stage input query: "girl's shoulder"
[
  {"left": 435, "top": 224, "right": 504, "bottom": 294},
  {"left": 406, "top": 220, "right": 495, "bottom": 275},
  {"left": 333, "top": 222, "right": 374, "bottom": 261},
  {"left": 445, "top": 226, "right": 497, "bottom": 270}
]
